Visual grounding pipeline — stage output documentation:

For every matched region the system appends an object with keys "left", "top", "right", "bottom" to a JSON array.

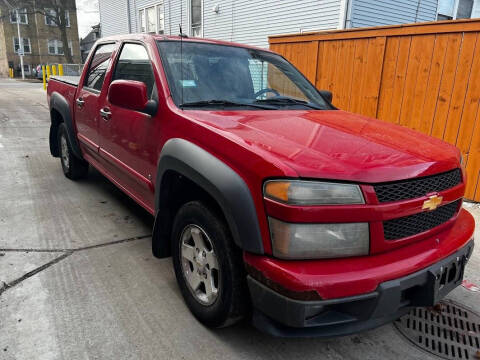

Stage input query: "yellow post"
[
  {"left": 52, "top": 65, "right": 57, "bottom": 76},
  {"left": 9, "top": 68, "right": 13, "bottom": 78},
  {"left": 46, "top": 65, "right": 51, "bottom": 80},
  {"left": 58, "top": 64, "right": 64, "bottom": 76},
  {"left": 42, "top": 65, "right": 47, "bottom": 90}
]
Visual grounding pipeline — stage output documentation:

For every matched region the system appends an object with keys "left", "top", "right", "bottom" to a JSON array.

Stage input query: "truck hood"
[{"left": 187, "top": 109, "right": 460, "bottom": 183}]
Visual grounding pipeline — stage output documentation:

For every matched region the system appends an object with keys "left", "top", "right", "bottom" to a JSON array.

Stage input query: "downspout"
[
  {"left": 415, "top": 0, "right": 421, "bottom": 22},
  {"left": 344, "top": 0, "right": 353, "bottom": 29},
  {"left": 126, "top": 0, "right": 132, "bottom": 33}
]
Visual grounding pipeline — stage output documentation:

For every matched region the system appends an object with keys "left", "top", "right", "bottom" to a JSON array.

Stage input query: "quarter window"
[
  {"left": 113, "top": 43, "right": 156, "bottom": 98},
  {"left": 85, "top": 43, "right": 116, "bottom": 91}
]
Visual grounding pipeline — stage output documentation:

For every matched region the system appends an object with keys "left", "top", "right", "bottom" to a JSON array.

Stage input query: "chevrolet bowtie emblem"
[{"left": 422, "top": 195, "right": 443, "bottom": 211}]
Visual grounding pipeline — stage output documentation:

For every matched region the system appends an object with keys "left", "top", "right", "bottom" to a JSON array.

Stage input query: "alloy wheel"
[
  {"left": 180, "top": 224, "right": 220, "bottom": 305},
  {"left": 60, "top": 134, "right": 69, "bottom": 170}
]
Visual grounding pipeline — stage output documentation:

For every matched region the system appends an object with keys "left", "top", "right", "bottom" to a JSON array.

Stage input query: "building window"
[
  {"left": 13, "top": 37, "right": 32, "bottom": 54},
  {"left": 190, "top": 0, "right": 202, "bottom": 37},
  {"left": 65, "top": 10, "right": 71, "bottom": 27},
  {"left": 158, "top": 4, "right": 164, "bottom": 34},
  {"left": 457, "top": 0, "right": 474, "bottom": 18},
  {"left": 10, "top": 8, "right": 28, "bottom": 24},
  {"left": 438, "top": 0, "right": 475, "bottom": 20},
  {"left": 23, "top": 64, "right": 31, "bottom": 75},
  {"left": 45, "top": 9, "right": 70, "bottom": 27},
  {"left": 139, "top": 3, "right": 164, "bottom": 34},
  {"left": 45, "top": 9, "right": 56, "bottom": 25},
  {"left": 146, "top": 7, "right": 156, "bottom": 33},
  {"left": 48, "top": 39, "right": 73, "bottom": 55},
  {"left": 139, "top": 9, "right": 146, "bottom": 32}
]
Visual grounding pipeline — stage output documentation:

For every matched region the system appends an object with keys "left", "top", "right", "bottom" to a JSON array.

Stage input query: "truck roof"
[{"left": 99, "top": 33, "right": 274, "bottom": 53}]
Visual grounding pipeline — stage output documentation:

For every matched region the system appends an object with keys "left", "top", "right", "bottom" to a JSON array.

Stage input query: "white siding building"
[
  {"left": 98, "top": 0, "right": 480, "bottom": 48},
  {"left": 100, "top": 0, "right": 344, "bottom": 47}
]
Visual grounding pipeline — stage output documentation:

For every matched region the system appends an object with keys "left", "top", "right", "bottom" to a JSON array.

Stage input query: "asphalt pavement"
[{"left": 0, "top": 78, "right": 479, "bottom": 360}]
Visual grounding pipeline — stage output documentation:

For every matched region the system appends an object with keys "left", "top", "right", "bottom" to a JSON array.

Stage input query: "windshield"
[{"left": 156, "top": 41, "right": 331, "bottom": 110}]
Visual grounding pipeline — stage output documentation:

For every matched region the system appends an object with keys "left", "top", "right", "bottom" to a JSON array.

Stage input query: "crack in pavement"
[
  {"left": 0, "top": 252, "right": 72, "bottom": 296},
  {"left": 0, "top": 234, "right": 151, "bottom": 253},
  {"left": 0, "top": 234, "right": 151, "bottom": 296}
]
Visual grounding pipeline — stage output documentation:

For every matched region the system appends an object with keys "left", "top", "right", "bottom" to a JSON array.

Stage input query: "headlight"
[
  {"left": 264, "top": 180, "right": 364, "bottom": 205},
  {"left": 269, "top": 217, "right": 369, "bottom": 259}
]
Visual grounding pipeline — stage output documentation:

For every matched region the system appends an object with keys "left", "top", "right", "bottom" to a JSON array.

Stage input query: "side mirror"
[
  {"left": 319, "top": 90, "right": 333, "bottom": 103},
  {"left": 108, "top": 80, "right": 157, "bottom": 116}
]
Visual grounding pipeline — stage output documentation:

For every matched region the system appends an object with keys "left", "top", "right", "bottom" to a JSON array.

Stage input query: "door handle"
[
  {"left": 76, "top": 98, "right": 85, "bottom": 108},
  {"left": 100, "top": 107, "right": 112, "bottom": 121}
]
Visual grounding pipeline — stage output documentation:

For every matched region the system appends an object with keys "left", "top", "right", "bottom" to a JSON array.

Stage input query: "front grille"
[
  {"left": 374, "top": 169, "right": 462, "bottom": 203},
  {"left": 383, "top": 200, "right": 460, "bottom": 240}
]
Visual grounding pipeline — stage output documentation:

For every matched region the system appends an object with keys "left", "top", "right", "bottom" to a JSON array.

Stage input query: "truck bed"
[{"left": 49, "top": 76, "right": 80, "bottom": 87}]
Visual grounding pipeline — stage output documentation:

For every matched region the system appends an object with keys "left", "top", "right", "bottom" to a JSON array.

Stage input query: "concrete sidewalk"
[{"left": 0, "top": 79, "right": 478, "bottom": 360}]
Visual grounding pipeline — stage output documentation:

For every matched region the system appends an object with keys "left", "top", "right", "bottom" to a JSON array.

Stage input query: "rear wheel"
[
  {"left": 172, "top": 201, "right": 248, "bottom": 328},
  {"left": 57, "top": 123, "right": 88, "bottom": 180}
]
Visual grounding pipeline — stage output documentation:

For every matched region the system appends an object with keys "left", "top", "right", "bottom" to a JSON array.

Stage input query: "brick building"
[{"left": 0, "top": 0, "right": 81, "bottom": 77}]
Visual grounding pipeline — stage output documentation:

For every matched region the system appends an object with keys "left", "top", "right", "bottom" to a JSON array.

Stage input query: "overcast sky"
[{"left": 77, "top": 0, "right": 100, "bottom": 38}]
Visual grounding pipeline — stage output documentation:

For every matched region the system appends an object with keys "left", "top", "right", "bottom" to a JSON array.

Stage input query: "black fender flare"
[
  {"left": 154, "top": 138, "right": 264, "bottom": 255},
  {"left": 49, "top": 91, "right": 83, "bottom": 159}
]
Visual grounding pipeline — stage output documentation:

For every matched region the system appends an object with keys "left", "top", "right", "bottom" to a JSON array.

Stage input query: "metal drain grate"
[{"left": 394, "top": 300, "right": 480, "bottom": 359}]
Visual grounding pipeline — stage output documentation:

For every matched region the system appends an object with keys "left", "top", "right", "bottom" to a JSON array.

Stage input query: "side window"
[
  {"left": 113, "top": 43, "right": 156, "bottom": 98},
  {"left": 84, "top": 43, "right": 116, "bottom": 91}
]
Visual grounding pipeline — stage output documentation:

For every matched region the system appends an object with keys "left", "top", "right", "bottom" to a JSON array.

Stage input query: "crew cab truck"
[{"left": 47, "top": 34, "right": 475, "bottom": 337}]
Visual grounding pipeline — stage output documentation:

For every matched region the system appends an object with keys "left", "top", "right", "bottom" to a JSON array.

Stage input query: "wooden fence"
[{"left": 269, "top": 19, "right": 480, "bottom": 201}]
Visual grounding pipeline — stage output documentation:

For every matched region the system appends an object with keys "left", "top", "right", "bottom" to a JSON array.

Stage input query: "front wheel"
[
  {"left": 171, "top": 201, "right": 248, "bottom": 328},
  {"left": 57, "top": 123, "right": 89, "bottom": 180}
]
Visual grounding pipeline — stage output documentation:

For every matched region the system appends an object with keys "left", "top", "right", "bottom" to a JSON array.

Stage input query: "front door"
[
  {"left": 75, "top": 43, "right": 117, "bottom": 161},
  {"left": 98, "top": 42, "right": 159, "bottom": 212}
]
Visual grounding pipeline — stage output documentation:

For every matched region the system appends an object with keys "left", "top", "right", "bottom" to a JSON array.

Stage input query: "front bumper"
[{"left": 249, "top": 239, "right": 474, "bottom": 337}]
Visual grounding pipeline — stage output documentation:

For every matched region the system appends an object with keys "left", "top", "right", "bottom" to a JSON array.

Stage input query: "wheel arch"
[
  {"left": 153, "top": 138, "right": 264, "bottom": 258},
  {"left": 49, "top": 92, "right": 82, "bottom": 159}
]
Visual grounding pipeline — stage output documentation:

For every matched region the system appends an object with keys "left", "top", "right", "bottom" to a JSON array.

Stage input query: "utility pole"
[{"left": 16, "top": 8, "right": 25, "bottom": 80}]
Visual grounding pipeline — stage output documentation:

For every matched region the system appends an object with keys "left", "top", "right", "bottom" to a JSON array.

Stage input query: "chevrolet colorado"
[{"left": 47, "top": 34, "right": 475, "bottom": 337}]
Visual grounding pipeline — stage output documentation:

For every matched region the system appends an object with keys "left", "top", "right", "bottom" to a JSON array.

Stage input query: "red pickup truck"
[{"left": 47, "top": 34, "right": 474, "bottom": 337}]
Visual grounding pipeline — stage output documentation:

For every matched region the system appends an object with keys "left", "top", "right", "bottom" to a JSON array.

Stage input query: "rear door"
[
  {"left": 97, "top": 42, "right": 159, "bottom": 212},
  {"left": 74, "top": 43, "right": 117, "bottom": 160}
]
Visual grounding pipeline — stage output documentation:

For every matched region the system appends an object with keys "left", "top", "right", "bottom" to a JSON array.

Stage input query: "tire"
[
  {"left": 57, "top": 123, "right": 89, "bottom": 180},
  {"left": 172, "top": 201, "right": 248, "bottom": 328}
]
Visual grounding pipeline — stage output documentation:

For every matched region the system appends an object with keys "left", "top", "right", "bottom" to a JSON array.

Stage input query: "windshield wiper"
[
  {"left": 180, "top": 99, "right": 277, "bottom": 110},
  {"left": 255, "top": 96, "right": 322, "bottom": 110}
]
